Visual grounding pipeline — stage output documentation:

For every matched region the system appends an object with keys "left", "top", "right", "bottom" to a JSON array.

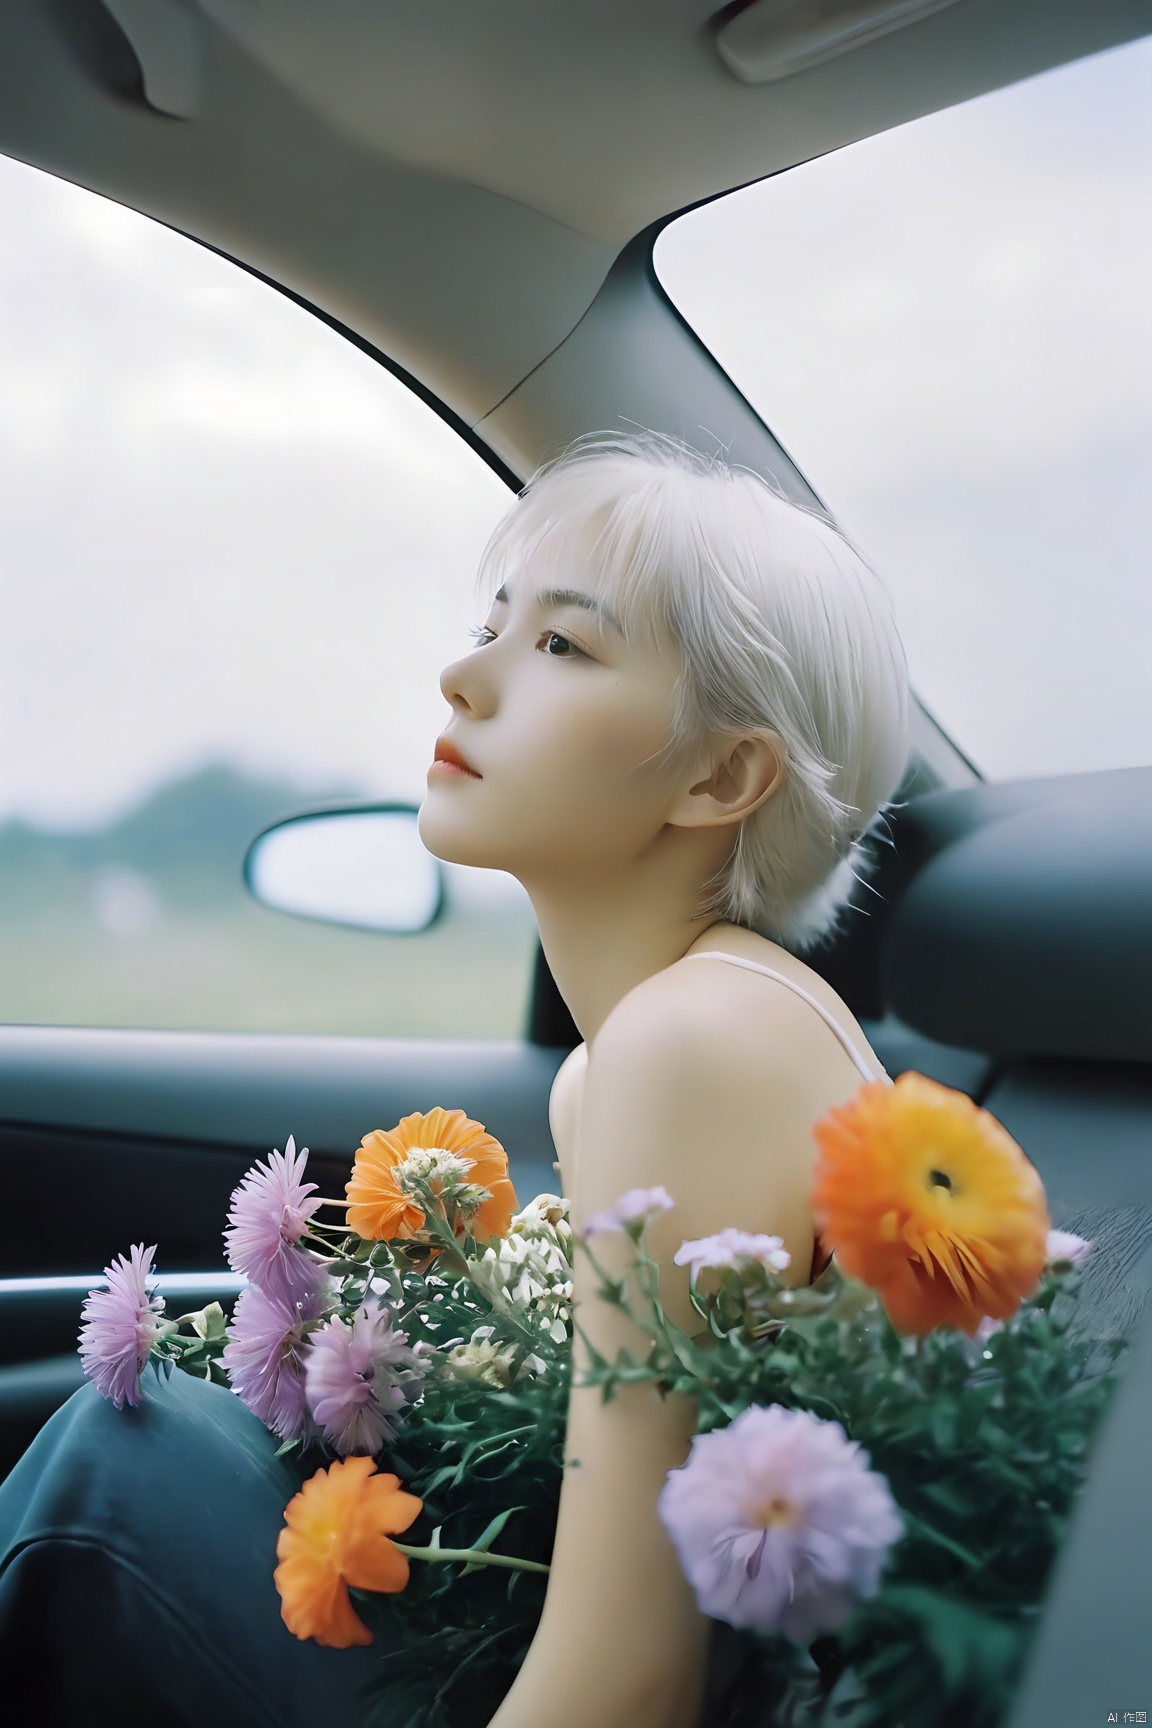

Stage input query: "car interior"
[{"left": 2, "top": 3, "right": 1151, "bottom": 1723}]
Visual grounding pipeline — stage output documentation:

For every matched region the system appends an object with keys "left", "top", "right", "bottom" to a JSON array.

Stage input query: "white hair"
[{"left": 480, "top": 431, "right": 910, "bottom": 950}]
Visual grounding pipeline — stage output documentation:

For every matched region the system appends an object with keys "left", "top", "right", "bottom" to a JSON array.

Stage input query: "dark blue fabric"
[{"left": 0, "top": 1370, "right": 384, "bottom": 1727}]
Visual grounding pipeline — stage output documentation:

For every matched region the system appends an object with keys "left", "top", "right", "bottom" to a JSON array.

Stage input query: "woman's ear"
[{"left": 667, "top": 731, "right": 786, "bottom": 830}]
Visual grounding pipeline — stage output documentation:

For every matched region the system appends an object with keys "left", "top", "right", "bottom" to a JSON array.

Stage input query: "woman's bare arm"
[{"left": 488, "top": 964, "right": 861, "bottom": 1728}]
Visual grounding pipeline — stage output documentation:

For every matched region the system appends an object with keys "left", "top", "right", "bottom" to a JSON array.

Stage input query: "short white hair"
[{"left": 480, "top": 432, "right": 910, "bottom": 949}]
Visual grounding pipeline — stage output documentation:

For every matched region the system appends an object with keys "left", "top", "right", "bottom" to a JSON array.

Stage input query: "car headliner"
[{"left": 1, "top": 0, "right": 1150, "bottom": 465}]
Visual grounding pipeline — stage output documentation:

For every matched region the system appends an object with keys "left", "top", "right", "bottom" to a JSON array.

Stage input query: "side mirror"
[{"left": 244, "top": 806, "right": 443, "bottom": 935}]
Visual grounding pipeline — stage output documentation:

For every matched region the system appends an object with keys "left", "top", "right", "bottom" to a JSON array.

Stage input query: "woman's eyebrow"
[
  {"left": 492, "top": 582, "right": 622, "bottom": 633},
  {"left": 534, "top": 585, "right": 624, "bottom": 632}
]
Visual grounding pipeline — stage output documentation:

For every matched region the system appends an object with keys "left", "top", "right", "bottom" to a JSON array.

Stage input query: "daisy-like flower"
[
  {"left": 78, "top": 1243, "right": 165, "bottom": 1409},
  {"left": 511, "top": 1194, "right": 571, "bottom": 1238},
  {"left": 224, "top": 1136, "right": 325, "bottom": 1307},
  {"left": 658, "top": 1405, "right": 902, "bottom": 1644},
  {"left": 275, "top": 1456, "right": 422, "bottom": 1647},
  {"left": 446, "top": 1328, "right": 519, "bottom": 1389},
  {"left": 584, "top": 1186, "right": 675, "bottom": 1237},
  {"left": 1046, "top": 1228, "right": 1092, "bottom": 1268},
  {"left": 303, "top": 1301, "right": 426, "bottom": 1456},
  {"left": 811, "top": 1072, "right": 1050, "bottom": 1336},
  {"left": 222, "top": 1281, "right": 326, "bottom": 1441},
  {"left": 674, "top": 1229, "right": 792, "bottom": 1283},
  {"left": 345, "top": 1109, "right": 517, "bottom": 1243}
]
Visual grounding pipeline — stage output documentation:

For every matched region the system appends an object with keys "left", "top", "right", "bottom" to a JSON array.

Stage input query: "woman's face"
[{"left": 418, "top": 554, "right": 690, "bottom": 887}]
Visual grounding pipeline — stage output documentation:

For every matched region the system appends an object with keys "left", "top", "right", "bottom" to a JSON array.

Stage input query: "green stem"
[
  {"left": 393, "top": 1542, "right": 549, "bottom": 1575},
  {"left": 305, "top": 1222, "right": 351, "bottom": 1242},
  {"left": 577, "top": 1236, "right": 626, "bottom": 1298},
  {"left": 420, "top": 1208, "right": 541, "bottom": 1349}
]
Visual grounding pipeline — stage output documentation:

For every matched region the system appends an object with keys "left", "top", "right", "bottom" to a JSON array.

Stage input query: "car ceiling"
[{"left": 2, "top": 0, "right": 1151, "bottom": 462}]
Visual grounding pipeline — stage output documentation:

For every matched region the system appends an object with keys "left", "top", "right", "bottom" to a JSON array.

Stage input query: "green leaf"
[
  {"left": 900, "top": 1509, "right": 987, "bottom": 1571},
  {"left": 465, "top": 1505, "right": 524, "bottom": 1555},
  {"left": 196, "top": 1301, "right": 228, "bottom": 1340},
  {"left": 877, "top": 1583, "right": 1021, "bottom": 1696}
]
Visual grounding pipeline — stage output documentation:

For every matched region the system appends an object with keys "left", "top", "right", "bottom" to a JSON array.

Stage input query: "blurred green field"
[
  {"left": 0, "top": 898, "right": 537, "bottom": 1038},
  {"left": 0, "top": 768, "right": 539, "bottom": 1038}
]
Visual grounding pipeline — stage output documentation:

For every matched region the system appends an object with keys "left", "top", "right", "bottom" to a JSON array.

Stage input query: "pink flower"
[
  {"left": 78, "top": 1244, "right": 165, "bottom": 1410},
  {"left": 222, "top": 1282, "right": 326, "bottom": 1441},
  {"left": 584, "top": 1186, "right": 675, "bottom": 1237},
  {"left": 1046, "top": 1229, "right": 1092, "bottom": 1268},
  {"left": 674, "top": 1229, "right": 792, "bottom": 1282},
  {"left": 304, "top": 1301, "right": 426, "bottom": 1456},
  {"left": 658, "top": 1405, "right": 902, "bottom": 1643},
  {"left": 224, "top": 1136, "right": 325, "bottom": 1306}
]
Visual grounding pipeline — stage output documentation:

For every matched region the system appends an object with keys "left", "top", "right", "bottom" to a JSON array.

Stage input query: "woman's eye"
[
  {"left": 468, "top": 624, "right": 497, "bottom": 646},
  {"left": 540, "top": 630, "right": 581, "bottom": 658}
]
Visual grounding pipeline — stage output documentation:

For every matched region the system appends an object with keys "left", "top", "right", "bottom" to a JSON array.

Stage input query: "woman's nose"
[{"left": 440, "top": 647, "right": 497, "bottom": 718}]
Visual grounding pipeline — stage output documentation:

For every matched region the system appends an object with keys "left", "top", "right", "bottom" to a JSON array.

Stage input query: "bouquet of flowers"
[
  {"left": 77, "top": 1078, "right": 1136, "bottom": 1728},
  {"left": 576, "top": 1074, "right": 1132, "bottom": 1728},
  {"left": 79, "top": 1109, "right": 571, "bottom": 1725}
]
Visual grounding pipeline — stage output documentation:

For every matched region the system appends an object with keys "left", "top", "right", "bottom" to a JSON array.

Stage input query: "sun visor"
[{"left": 882, "top": 775, "right": 1152, "bottom": 1063}]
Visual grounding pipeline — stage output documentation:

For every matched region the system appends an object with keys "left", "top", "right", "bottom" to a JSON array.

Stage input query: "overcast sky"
[
  {"left": 1, "top": 31, "right": 1150, "bottom": 831},
  {"left": 0, "top": 166, "right": 510, "bottom": 829}
]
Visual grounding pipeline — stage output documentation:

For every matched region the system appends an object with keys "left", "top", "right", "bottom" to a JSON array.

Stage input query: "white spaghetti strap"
[{"left": 684, "top": 951, "right": 889, "bottom": 1084}]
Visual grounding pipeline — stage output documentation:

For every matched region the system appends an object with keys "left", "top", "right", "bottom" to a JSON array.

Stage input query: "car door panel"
[{"left": 0, "top": 1030, "right": 567, "bottom": 1476}]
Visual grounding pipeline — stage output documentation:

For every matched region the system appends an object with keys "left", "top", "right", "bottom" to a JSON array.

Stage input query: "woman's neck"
[{"left": 526, "top": 869, "right": 729, "bottom": 1043}]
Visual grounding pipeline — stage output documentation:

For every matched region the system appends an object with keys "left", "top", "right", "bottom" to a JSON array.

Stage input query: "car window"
[
  {"left": 0, "top": 154, "right": 537, "bottom": 1038},
  {"left": 656, "top": 33, "right": 1152, "bottom": 782}
]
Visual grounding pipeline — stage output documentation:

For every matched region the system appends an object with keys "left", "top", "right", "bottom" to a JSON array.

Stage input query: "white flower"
[
  {"left": 446, "top": 1327, "right": 518, "bottom": 1388},
  {"left": 469, "top": 1192, "right": 575, "bottom": 1344},
  {"left": 511, "top": 1193, "right": 571, "bottom": 1236},
  {"left": 394, "top": 1146, "right": 489, "bottom": 1200},
  {"left": 674, "top": 1229, "right": 792, "bottom": 1282},
  {"left": 1045, "top": 1229, "right": 1092, "bottom": 1268},
  {"left": 584, "top": 1186, "right": 674, "bottom": 1236}
]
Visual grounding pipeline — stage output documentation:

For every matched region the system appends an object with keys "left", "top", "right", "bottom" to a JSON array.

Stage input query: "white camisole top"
[{"left": 684, "top": 951, "right": 890, "bottom": 1086}]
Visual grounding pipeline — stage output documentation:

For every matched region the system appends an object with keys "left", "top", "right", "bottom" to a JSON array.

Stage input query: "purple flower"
[
  {"left": 584, "top": 1186, "right": 675, "bottom": 1237},
  {"left": 304, "top": 1300, "right": 426, "bottom": 1457},
  {"left": 222, "top": 1282, "right": 325, "bottom": 1441},
  {"left": 78, "top": 1244, "right": 165, "bottom": 1410},
  {"left": 674, "top": 1229, "right": 792, "bottom": 1282},
  {"left": 1046, "top": 1228, "right": 1092, "bottom": 1268},
  {"left": 658, "top": 1405, "right": 902, "bottom": 1644},
  {"left": 223, "top": 1136, "right": 325, "bottom": 1306}
]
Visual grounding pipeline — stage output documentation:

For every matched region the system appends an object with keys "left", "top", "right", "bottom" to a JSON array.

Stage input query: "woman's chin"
[{"left": 418, "top": 799, "right": 505, "bottom": 871}]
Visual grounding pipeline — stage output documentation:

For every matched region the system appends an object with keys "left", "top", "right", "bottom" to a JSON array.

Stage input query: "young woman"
[{"left": 0, "top": 432, "right": 909, "bottom": 1727}]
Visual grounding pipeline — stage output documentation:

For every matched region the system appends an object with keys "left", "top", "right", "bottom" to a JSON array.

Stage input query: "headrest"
[{"left": 881, "top": 768, "right": 1152, "bottom": 1063}]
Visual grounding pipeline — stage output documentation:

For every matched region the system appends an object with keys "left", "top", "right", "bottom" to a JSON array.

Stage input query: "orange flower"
[
  {"left": 274, "top": 1455, "right": 422, "bottom": 1647},
  {"left": 345, "top": 1107, "right": 517, "bottom": 1243},
  {"left": 811, "top": 1072, "right": 1049, "bottom": 1336}
]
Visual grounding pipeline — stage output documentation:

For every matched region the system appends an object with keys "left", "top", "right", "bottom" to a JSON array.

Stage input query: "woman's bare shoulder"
[
  {"left": 590, "top": 929, "right": 871, "bottom": 1093},
  {"left": 578, "top": 964, "right": 832, "bottom": 1284},
  {"left": 578, "top": 933, "right": 873, "bottom": 1227}
]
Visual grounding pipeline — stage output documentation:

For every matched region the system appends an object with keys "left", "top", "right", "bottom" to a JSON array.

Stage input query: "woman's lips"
[{"left": 430, "top": 737, "right": 481, "bottom": 779}]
